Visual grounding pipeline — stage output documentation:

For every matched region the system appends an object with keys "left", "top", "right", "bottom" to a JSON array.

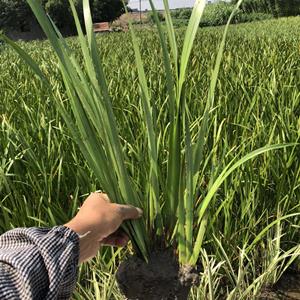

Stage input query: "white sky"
[{"left": 128, "top": 0, "right": 196, "bottom": 10}]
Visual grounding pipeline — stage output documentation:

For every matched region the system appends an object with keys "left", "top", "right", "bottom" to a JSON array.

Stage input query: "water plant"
[{"left": 1, "top": 0, "right": 299, "bottom": 298}]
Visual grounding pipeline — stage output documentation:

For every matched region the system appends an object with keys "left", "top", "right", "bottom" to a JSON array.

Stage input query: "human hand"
[{"left": 65, "top": 193, "right": 143, "bottom": 263}]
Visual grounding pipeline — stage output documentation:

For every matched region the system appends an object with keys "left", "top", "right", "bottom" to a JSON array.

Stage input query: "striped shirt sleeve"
[{"left": 0, "top": 226, "right": 79, "bottom": 300}]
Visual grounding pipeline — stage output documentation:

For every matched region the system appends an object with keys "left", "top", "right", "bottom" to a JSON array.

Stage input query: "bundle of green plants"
[
  {"left": 171, "top": 19, "right": 189, "bottom": 28},
  {"left": 171, "top": 8, "right": 193, "bottom": 20},
  {"left": 200, "top": 3, "right": 239, "bottom": 27},
  {"left": 147, "top": 11, "right": 165, "bottom": 23},
  {"left": 237, "top": 12, "right": 273, "bottom": 23},
  {"left": 232, "top": 0, "right": 300, "bottom": 17},
  {"left": 1, "top": 0, "right": 298, "bottom": 298},
  {"left": 171, "top": 3, "right": 273, "bottom": 28}
]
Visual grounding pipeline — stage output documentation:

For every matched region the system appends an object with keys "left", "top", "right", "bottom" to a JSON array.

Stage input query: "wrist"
[
  {"left": 65, "top": 220, "right": 89, "bottom": 236},
  {"left": 65, "top": 222, "right": 99, "bottom": 263}
]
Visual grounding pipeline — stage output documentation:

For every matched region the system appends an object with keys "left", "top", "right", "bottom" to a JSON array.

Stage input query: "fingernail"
[{"left": 137, "top": 208, "right": 143, "bottom": 217}]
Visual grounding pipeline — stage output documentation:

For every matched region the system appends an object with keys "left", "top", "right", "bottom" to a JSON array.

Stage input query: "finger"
[
  {"left": 100, "top": 193, "right": 110, "bottom": 203},
  {"left": 89, "top": 192, "right": 110, "bottom": 203},
  {"left": 99, "top": 229, "right": 128, "bottom": 242},
  {"left": 101, "top": 234, "right": 129, "bottom": 247},
  {"left": 115, "top": 204, "right": 143, "bottom": 220}
]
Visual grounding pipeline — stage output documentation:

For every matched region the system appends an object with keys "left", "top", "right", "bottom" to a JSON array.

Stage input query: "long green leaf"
[
  {"left": 190, "top": 143, "right": 296, "bottom": 265},
  {"left": 178, "top": 0, "right": 206, "bottom": 103},
  {"left": 125, "top": 4, "right": 162, "bottom": 235},
  {"left": 192, "top": 0, "right": 244, "bottom": 194}
]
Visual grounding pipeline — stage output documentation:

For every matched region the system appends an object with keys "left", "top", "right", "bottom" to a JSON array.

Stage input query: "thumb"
[{"left": 116, "top": 204, "right": 143, "bottom": 221}]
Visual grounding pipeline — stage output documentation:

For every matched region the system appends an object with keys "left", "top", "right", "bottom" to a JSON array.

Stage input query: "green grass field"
[{"left": 1, "top": 17, "right": 300, "bottom": 299}]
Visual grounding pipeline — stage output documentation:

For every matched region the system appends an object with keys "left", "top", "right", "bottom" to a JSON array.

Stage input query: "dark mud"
[
  {"left": 116, "top": 250, "right": 199, "bottom": 300},
  {"left": 259, "top": 271, "right": 300, "bottom": 299}
]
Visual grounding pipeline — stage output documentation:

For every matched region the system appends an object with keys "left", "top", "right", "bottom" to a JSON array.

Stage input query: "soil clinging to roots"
[{"left": 116, "top": 250, "right": 199, "bottom": 300}]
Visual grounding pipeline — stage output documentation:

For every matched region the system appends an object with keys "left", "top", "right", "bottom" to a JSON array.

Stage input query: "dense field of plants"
[
  {"left": 171, "top": 3, "right": 273, "bottom": 28},
  {"left": 0, "top": 15, "right": 300, "bottom": 299}
]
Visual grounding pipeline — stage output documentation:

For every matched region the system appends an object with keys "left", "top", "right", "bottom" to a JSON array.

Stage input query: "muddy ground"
[
  {"left": 259, "top": 272, "right": 300, "bottom": 299},
  {"left": 116, "top": 251, "right": 199, "bottom": 300}
]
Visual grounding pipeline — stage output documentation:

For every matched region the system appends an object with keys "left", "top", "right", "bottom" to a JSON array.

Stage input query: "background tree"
[
  {"left": 0, "top": 0, "right": 127, "bottom": 32},
  {"left": 92, "top": 0, "right": 128, "bottom": 22},
  {"left": 231, "top": 0, "right": 300, "bottom": 17},
  {"left": 45, "top": 0, "right": 82, "bottom": 31},
  {"left": 0, "top": 0, "right": 33, "bottom": 31}
]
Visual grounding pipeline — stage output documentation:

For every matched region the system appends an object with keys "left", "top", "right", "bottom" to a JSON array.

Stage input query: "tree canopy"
[
  {"left": 0, "top": 0, "right": 128, "bottom": 32},
  {"left": 0, "top": 0, "right": 32, "bottom": 31},
  {"left": 92, "top": 0, "right": 126, "bottom": 23},
  {"left": 231, "top": 0, "right": 300, "bottom": 17}
]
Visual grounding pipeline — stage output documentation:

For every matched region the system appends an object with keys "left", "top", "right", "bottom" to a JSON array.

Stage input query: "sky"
[{"left": 128, "top": 0, "right": 197, "bottom": 10}]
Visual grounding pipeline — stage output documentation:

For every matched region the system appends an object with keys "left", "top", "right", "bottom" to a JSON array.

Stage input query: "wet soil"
[
  {"left": 116, "top": 250, "right": 199, "bottom": 300},
  {"left": 259, "top": 272, "right": 300, "bottom": 299}
]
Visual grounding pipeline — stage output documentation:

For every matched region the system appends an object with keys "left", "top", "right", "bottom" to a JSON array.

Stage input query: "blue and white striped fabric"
[{"left": 0, "top": 226, "right": 79, "bottom": 299}]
